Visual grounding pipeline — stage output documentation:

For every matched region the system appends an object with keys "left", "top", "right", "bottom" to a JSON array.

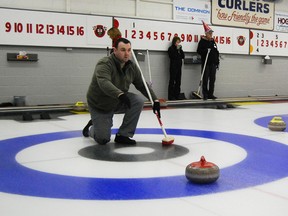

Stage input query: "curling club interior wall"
[{"left": 0, "top": 1, "right": 288, "bottom": 105}]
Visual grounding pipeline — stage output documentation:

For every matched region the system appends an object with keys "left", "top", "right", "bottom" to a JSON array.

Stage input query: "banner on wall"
[
  {"left": 274, "top": 11, "right": 288, "bottom": 33},
  {"left": 115, "top": 17, "right": 249, "bottom": 54},
  {"left": 0, "top": 8, "right": 113, "bottom": 48},
  {"left": 211, "top": 0, "right": 274, "bottom": 30},
  {"left": 0, "top": 8, "right": 250, "bottom": 54},
  {"left": 173, "top": 0, "right": 211, "bottom": 24},
  {"left": 249, "top": 29, "right": 288, "bottom": 56}
]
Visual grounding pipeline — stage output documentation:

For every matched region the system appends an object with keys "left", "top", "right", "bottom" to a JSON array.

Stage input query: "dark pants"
[
  {"left": 88, "top": 92, "right": 145, "bottom": 145},
  {"left": 168, "top": 65, "right": 182, "bottom": 100},
  {"left": 202, "top": 64, "right": 217, "bottom": 98}
]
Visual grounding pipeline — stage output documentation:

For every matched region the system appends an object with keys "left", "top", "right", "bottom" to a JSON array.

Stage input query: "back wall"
[{"left": 0, "top": 0, "right": 287, "bottom": 105}]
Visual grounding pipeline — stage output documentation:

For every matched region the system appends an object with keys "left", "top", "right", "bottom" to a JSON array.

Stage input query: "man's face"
[
  {"left": 205, "top": 31, "right": 213, "bottom": 40},
  {"left": 113, "top": 42, "right": 131, "bottom": 64}
]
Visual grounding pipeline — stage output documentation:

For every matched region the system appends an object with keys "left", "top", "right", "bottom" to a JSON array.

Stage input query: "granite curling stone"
[
  {"left": 268, "top": 116, "right": 286, "bottom": 131},
  {"left": 185, "top": 156, "right": 220, "bottom": 184}
]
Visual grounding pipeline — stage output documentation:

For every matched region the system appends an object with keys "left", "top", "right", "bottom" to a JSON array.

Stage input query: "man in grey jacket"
[{"left": 83, "top": 38, "right": 160, "bottom": 145}]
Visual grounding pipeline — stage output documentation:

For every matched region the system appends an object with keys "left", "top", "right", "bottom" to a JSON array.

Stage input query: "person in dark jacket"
[
  {"left": 197, "top": 21, "right": 220, "bottom": 100},
  {"left": 168, "top": 36, "right": 185, "bottom": 100},
  {"left": 82, "top": 38, "right": 161, "bottom": 145}
]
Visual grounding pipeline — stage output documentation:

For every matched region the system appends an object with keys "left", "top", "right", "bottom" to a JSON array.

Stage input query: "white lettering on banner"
[{"left": 212, "top": 0, "right": 274, "bottom": 30}]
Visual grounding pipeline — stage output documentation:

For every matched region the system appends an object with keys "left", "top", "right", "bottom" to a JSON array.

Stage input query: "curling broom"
[
  {"left": 192, "top": 48, "right": 211, "bottom": 99},
  {"left": 131, "top": 49, "right": 174, "bottom": 145}
]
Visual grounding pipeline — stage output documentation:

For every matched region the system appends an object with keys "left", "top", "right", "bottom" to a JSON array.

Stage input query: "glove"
[
  {"left": 153, "top": 101, "right": 161, "bottom": 118},
  {"left": 118, "top": 93, "right": 131, "bottom": 109}
]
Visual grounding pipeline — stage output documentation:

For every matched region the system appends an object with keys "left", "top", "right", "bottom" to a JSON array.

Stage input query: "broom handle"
[
  {"left": 197, "top": 48, "right": 211, "bottom": 93},
  {"left": 146, "top": 49, "right": 152, "bottom": 86},
  {"left": 131, "top": 49, "right": 168, "bottom": 138},
  {"left": 131, "top": 49, "right": 154, "bottom": 105},
  {"left": 156, "top": 113, "right": 168, "bottom": 137}
]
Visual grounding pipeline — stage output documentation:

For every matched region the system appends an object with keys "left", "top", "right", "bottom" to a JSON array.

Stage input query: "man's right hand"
[
  {"left": 118, "top": 93, "right": 131, "bottom": 109},
  {"left": 153, "top": 101, "right": 161, "bottom": 118}
]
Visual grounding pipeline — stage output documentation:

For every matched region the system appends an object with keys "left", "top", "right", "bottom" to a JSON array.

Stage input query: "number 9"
[{"left": 5, "top": 22, "right": 11, "bottom": 32}]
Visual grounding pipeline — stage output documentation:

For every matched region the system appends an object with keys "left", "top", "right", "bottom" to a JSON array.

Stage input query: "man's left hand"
[{"left": 153, "top": 101, "right": 161, "bottom": 118}]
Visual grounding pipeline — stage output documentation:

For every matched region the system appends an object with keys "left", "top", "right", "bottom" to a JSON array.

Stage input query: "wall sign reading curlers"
[{"left": 212, "top": 0, "right": 274, "bottom": 30}]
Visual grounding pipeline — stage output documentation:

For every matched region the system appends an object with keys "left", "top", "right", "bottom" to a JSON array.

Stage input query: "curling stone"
[
  {"left": 185, "top": 156, "right": 220, "bottom": 184},
  {"left": 72, "top": 101, "right": 88, "bottom": 112},
  {"left": 268, "top": 116, "right": 286, "bottom": 131}
]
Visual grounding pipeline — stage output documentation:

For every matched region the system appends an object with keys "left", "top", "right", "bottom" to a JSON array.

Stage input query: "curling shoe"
[
  {"left": 82, "top": 119, "right": 92, "bottom": 137},
  {"left": 208, "top": 95, "right": 217, "bottom": 100},
  {"left": 115, "top": 134, "right": 136, "bottom": 145}
]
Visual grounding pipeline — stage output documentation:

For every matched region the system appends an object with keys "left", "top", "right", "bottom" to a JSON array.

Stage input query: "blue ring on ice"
[
  {"left": 0, "top": 128, "right": 288, "bottom": 200},
  {"left": 254, "top": 114, "right": 288, "bottom": 132}
]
